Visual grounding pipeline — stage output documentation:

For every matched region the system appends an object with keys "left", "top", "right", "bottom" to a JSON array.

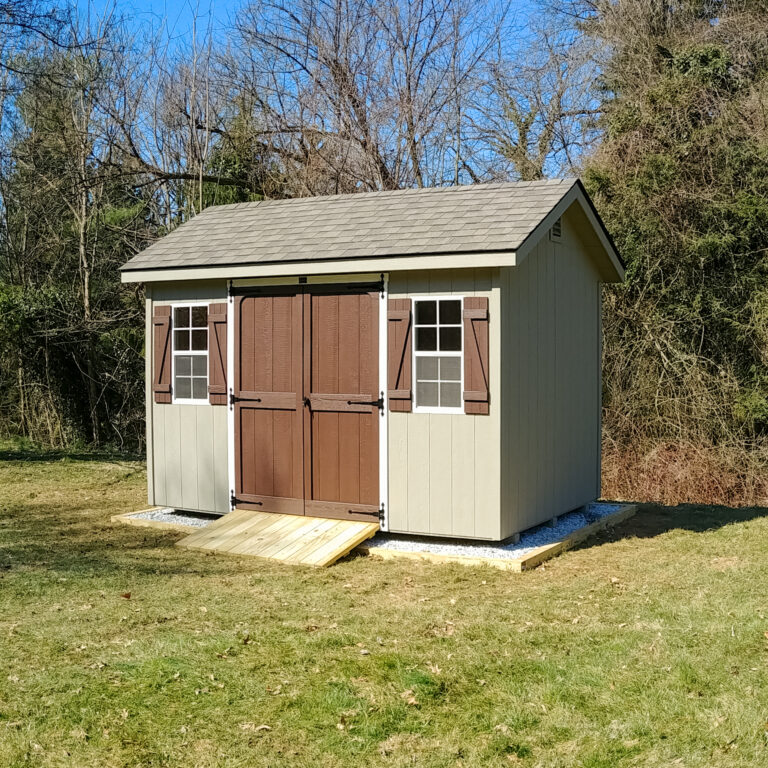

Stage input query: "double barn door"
[{"left": 233, "top": 285, "right": 381, "bottom": 522}]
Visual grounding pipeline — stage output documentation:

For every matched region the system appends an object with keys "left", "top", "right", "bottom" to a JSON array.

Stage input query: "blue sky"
[{"left": 87, "top": 0, "right": 245, "bottom": 43}]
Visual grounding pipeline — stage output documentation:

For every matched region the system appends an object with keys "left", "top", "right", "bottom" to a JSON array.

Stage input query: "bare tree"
[
  {"left": 223, "top": 0, "right": 509, "bottom": 195},
  {"left": 472, "top": 15, "right": 599, "bottom": 180}
]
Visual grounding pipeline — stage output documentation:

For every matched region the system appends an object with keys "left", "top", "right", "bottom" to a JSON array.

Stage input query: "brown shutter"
[
  {"left": 463, "top": 297, "right": 489, "bottom": 414},
  {"left": 208, "top": 302, "right": 228, "bottom": 405},
  {"left": 387, "top": 298, "right": 412, "bottom": 412},
  {"left": 152, "top": 305, "right": 172, "bottom": 404}
]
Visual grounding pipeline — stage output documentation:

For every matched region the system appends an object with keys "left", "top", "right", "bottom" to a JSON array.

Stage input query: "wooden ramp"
[{"left": 175, "top": 509, "right": 379, "bottom": 567}]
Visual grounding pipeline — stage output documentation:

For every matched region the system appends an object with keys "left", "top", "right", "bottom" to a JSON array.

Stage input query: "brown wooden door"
[
  {"left": 304, "top": 290, "right": 380, "bottom": 521},
  {"left": 233, "top": 286, "right": 380, "bottom": 522},
  {"left": 233, "top": 291, "right": 305, "bottom": 515}
]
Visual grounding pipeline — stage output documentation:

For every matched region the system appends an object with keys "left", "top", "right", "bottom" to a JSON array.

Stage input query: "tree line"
[{"left": 1, "top": 0, "right": 767, "bottom": 503}]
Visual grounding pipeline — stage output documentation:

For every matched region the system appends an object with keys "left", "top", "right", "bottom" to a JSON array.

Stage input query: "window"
[
  {"left": 172, "top": 304, "right": 208, "bottom": 402},
  {"left": 413, "top": 297, "right": 463, "bottom": 412}
]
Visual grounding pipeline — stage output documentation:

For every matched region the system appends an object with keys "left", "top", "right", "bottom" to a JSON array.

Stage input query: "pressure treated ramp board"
[
  {"left": 358, "top": 504, "right": 638, "bottom": 572},
  {"left": 176, "top": 509, "right": 379, "bottom": 567}
]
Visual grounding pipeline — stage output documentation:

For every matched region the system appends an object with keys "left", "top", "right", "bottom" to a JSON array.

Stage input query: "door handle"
[{"left": 303, "top": 397, "right": 311, "bottom": 409}]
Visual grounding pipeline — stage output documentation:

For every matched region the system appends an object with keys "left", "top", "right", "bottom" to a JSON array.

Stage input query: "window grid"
[
  {"left": 412, "top": 296, "right": 463, "bottom": 413},
  {"left": 172, "top": 303, "right": 209, "bottom": 403}
]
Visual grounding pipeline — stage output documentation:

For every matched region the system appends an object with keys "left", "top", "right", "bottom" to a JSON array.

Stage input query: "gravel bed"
[
  {"left": 129, "top": 508, "right": 219, "bottom": 528},
  {"left": 366, "top": 502, "right": 624, "bottom": 561}
]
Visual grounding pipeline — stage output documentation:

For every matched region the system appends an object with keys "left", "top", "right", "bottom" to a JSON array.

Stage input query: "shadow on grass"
[{"left": 576, "top": 502, "right": 768, "bottom": 551}]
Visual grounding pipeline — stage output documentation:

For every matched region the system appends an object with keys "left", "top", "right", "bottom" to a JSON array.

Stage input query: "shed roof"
[{"left": 121, "top": 178, "right": 623, "bottom": 280}]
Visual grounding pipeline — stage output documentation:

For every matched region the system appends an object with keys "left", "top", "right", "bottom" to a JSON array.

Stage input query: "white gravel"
[
  {"left": 366, "top": 502, "right": 624, "bottom": 561},
  {"left": 130, "top": 508, "right": 219, "bottom": 528}
]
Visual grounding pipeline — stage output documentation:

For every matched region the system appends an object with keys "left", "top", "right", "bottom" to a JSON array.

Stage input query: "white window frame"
[
  {"left": 412, "top": 295, "right": 464, "bottom": 415},
  {"left": 171, "top": 301, "right": 210, "bottom": 405}
]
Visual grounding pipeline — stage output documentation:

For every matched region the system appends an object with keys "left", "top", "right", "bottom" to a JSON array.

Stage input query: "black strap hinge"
[
  {"left": 355, "top": 504, "right": 386, "bottom": 521},
  {"left": 346, "top": 395, "right": 384, "bottom": 413},
  {"left": 230, "top": 392, "right": 261, "bottom": 406}
]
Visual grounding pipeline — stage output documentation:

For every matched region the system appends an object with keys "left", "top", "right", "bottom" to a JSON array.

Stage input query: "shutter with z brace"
[{"left": 387, "top": 298, "right": 412, "bottom": 412}]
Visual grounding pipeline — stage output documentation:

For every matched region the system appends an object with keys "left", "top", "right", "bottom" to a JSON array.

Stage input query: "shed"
[{"left": 121, "top": 179, "right": 623, "bottom": 543}]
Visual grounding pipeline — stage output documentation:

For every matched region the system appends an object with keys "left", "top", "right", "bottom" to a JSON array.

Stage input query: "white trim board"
[{"left": 122, "top": 251, "right": 517, "bottom": 284}]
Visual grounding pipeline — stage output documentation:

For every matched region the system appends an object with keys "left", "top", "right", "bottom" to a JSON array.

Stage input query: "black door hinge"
[
  {"left": 355, "top": 504, "right": 386, "bottom": 521},
  {"left": 346, "top": 393, "right": 384, "bottom": 414},
  {"left": 230, "top": 392, "right": 261, "bottom": 406}
]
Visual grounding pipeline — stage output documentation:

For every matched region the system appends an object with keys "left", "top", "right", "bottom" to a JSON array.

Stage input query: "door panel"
[
  {"left": 234, "top": 292, "right": 304, "bottom": 514},
  {"left": 305, "top": 291, "right": 380, "bottom": 521},
  {"left": 234, "top": 286, "right": 380, "bottom": 522}
]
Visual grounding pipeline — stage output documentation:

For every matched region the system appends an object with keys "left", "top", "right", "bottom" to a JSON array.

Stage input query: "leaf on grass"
[
  {"left": 240, "top": 722, "right": 271, "bottom": 732},
  {"left": 400, "top": 689, "right": 418, "bottom": 706},
  {"left": 120, "top": 593, "right": 131, "bottom": 600}
]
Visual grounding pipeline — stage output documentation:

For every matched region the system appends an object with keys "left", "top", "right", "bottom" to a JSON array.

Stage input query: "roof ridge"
[{"left": 200, "top": 178, "right": 578, "bottom": 213}]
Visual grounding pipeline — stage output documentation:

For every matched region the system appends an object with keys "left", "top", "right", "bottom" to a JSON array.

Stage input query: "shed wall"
[
  {"left": 387, "top": 269, "right": 502, "bottom": 540},
  {"left": 147, "top": 281, "right": 230, "bottom": 514},
  {"left": 499, "top": 212, "right": 602, "bottom": 539}
]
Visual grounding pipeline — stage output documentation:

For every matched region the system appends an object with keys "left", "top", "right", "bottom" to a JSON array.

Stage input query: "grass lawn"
[{"left": 2, "top": 449, "right": 768, "bottom": 767}]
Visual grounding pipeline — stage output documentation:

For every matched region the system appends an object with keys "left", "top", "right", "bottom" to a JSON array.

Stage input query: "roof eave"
[{"left": 120, "top": 249, "right": 519, "bottom": 284}]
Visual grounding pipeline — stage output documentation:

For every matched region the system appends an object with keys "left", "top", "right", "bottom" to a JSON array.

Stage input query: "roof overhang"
[{"left": 120, "top": 250, "right": 518, "bottom": 284}]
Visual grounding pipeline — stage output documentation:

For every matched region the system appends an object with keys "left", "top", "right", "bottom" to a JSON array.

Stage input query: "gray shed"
[{"left": 121, "top": 179, "right": 623, "bottom": 543}]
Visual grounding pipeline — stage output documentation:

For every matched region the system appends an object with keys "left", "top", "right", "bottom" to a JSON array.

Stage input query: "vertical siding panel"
[
  {"left": 498, "top": 267, "right": 513, "bottom": 539},
  {"left": 179, "top": 408, "right": 198, "bottom": 510},
  {"left": 213, "top": 408, "right": 229, "bottom": 513},
  {"left": 545, "top": 241, "right": 557, "bottom": 516},
  {"left": 153, "top": 395, "right": 166, "bottom": 506},
  {"left": 521, "top": 256, "right": 535, "bottom": 529},
  {"left": 195, "top": 406, "right": 215, "bottom": 512},
  {"left": 451, "top": 413, "right": 475, "bottom": 537},
  {"left": 388, "top": 413, "right": 409, "bottom": 531},
  {"left": 406, "top": 414, "right": 431, "bottom": 533},
  {"left": 428, "top": 415, "right": 453, "bottom": 535},
  {"left": 164, "top": 405, "right": 182, "bottom": 508}
]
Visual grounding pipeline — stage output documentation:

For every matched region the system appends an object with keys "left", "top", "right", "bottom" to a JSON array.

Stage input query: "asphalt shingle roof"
[{"left": 121, "top": 178, "right": 577, "bottom": 272}]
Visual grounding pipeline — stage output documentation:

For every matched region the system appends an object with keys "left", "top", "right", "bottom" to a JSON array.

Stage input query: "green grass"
[{"left": 2, "top": 450, "right": 768, "bottom": 766}]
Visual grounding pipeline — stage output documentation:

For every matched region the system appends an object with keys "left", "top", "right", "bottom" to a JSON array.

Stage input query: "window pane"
[
  {"left": 440, "top": 382, "right": 461, "bottom": 408},
  {"left": 415, "top": 300, "right": 436, "bottom": 325},
  {"left": 416, "top": 356, "right": 439, "bottom": 381},
  {"left": 416, "top": 381, "right": 438, "bottom": 407},
  {"left": 174, "top": 330, "right": 190, "bottom": 351},
  {"left": 416, "top": 327, "right": 437, "bottom": 351},
  {"left": 175, "top": 376, "right": 191, "bottom": 399},
  {"left": 192, "top": 355, "right": 207, "bottom": 376},
  {"left": 439, "top": 356, "right": 461, "bottom": 381},
  {"left": 174, "top": 306, "right": 190, "bottom": 328},
  {"left": 192, "top": 377, "right": 208, "bottom": 400},
  {"left": 191, "top": 306, "right": 207, "bottom": 328},
  {"left": 439, "top": 327, "right": 461, "bottom": 351},
  {"left": 439, "top": 300, "right": 461, "bottom": 325},
  {"left": 176, "top": 355, "right": 191, "bottom": 376},
  {"left": 191, "top": 329, "right": 207, "bottom": 351}
]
